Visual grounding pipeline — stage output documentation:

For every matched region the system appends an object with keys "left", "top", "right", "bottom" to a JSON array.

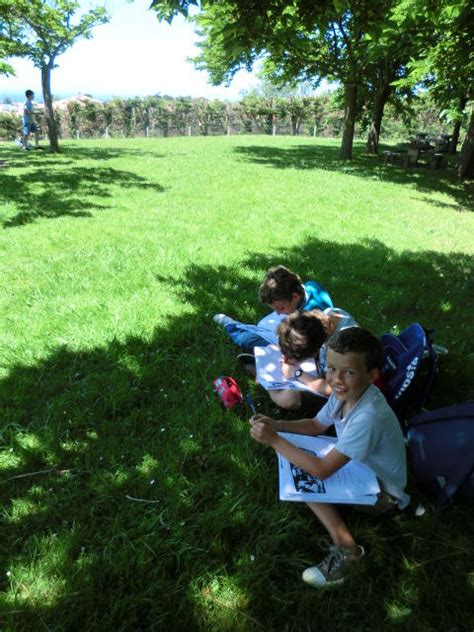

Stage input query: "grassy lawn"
[{"left": 0, "top": 136, "right": 473, "bottom": 630}]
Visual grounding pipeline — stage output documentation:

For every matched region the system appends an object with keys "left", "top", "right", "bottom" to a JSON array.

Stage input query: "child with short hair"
[
  {"left": 270, "top": 307, "right": 358, "bottom": 409},
  {"left": 214, "top": 265, "right": 332, "bottom": 351},
  {"left": 258, "top": 265, "right": 330, "bottom": 316},
  {"left": 22, "top": 90, "right": 41, "bottom": 150},
  {"left": 250, "top": 327, "right": 409, "bottom": 588}
]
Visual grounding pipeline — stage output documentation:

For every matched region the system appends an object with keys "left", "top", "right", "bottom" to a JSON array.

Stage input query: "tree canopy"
[
  {"left": 158, "top": 0, "right": 412, "bottom": 158},
  {"left": 150, "top": 0, "right": 474, "bottom": 174},
  {"left": 392, "top": 0, "right": 474, "bottom": 175}
]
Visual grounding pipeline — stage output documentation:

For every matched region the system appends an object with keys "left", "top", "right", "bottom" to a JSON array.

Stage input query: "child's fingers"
[{"left": 250, "top": 423, "right": 263, "bottom": 440}]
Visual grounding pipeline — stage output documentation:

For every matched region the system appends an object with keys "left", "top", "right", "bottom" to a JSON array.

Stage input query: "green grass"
[{"left": 0, "top": 136, "right": 473, "bottom": 630}]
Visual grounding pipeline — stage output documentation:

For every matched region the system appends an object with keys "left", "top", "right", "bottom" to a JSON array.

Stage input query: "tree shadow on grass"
[
  {"left": 60, "top": 144, "right": 167, "bottom": 162},
  {"left": 0, "top": 237, "right": 473, "bottom": 629},
  {"left": 160, "top": 236, "right": 474, "bottom": 404},
  {"left": 0, "top": 155, "right": 165, "bottom": 228},
  {"left": 233, "top": 141, "right": 474, "bottom": 210}
]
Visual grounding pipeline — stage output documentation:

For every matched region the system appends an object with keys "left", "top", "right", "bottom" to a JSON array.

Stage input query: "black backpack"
[{"left": 406, "top": 402, "right": 474, "bottom": 506}]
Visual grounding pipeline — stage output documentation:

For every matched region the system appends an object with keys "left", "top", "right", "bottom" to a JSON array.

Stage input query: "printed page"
[
  {"left": 277, "top": 433, "right": 380, "bottom": 505},
  {"left": 255, "top": 344, "right": 318, "bottom": 392}
]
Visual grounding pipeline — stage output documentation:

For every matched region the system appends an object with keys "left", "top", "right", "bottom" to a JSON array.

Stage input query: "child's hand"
[
  {"left": 250, "top": 419, "right": 279, "bottom": 447},
  {"left": 249, "top": 414, "right": 276, "bottom": 427}
]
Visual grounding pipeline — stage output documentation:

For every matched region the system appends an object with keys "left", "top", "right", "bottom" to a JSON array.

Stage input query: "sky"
[{"left": 0, "top": 0, "right": 262, "bottom": 102}]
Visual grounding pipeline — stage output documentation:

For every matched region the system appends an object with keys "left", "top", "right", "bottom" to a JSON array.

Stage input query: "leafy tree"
[
  {"left": 360, "top": 18, "right": 419, "bottom": 153},
  {"left": 0, "top": 0, "right": 108, "bottom": 152},
  {"left": 152, "top": 1, "right": 391, "bottom": 157},
  {"left": 0, "top": 111, "right": 20, "bottom": 139},
  {"left": 151, "top": 0, "right": 404, "bottom": 159},
  {"left": 155, "top": 97, "right": 175, "bottom": 136},
  {"left": 0, "top": 21, "right": 20, "bottom": 76},
  {"left": 0, "top": 47, "right": 14, "bottom": 76},
  {"left": 392, "top": 0, "right": 474, "bottom": 176},
  {"left": 173, "top": 96, "right": 193, "bottom": 134},
  {"left": 191, "top": 97, "right": 226, "bottom": 135}
]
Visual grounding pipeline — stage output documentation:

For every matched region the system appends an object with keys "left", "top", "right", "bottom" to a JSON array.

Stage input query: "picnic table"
[
  {"left": 406, "top": 141, "right": 433, "bottom": 166},
  {"left": 406, "top": 133, "right": 450, "bottom": 168},
  {"left": 382, "top": 132, "right": 450, "bottom": 169}
]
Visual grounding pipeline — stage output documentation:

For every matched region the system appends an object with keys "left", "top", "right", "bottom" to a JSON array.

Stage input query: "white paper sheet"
[
  {"left": 255, "top": 344, "right": 318, "bottom": 392},
  {"left": 277, "top": 433, "right": 380, "bottom": 505},
  {"left": 254, "top": 312, "right": 287, "bottom": 345}
]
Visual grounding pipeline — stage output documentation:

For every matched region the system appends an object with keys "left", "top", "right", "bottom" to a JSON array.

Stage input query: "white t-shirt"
[{"left": 317, "top": 385, "right": 410, "bottom": 508}]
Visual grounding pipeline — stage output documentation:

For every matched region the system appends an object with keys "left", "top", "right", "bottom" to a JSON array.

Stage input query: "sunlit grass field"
[{"left": 1, "top": 136, "right": 473, "bottom": 630}]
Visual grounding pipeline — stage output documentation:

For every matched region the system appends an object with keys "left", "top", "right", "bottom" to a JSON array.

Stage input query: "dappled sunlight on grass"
[
  {"left": 387, "top": 603, "right": 413, "bottom": 621},
  {"left": 0, "top": 137, "right": 472, "bottom": 629},
  {"left": 3, "top": 531, "right": 78, "bottom": 610},
  {"left": 7, "top": 495, "right": 46, "bottom": 524},
  {"left": 0, "top": 448, "right": 24, "bottom": 472},
  {"left": 189, "top": 574, "right": 251, "bottom": 631}
]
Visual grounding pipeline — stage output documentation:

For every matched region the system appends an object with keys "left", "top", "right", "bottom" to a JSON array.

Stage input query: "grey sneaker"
[{"left": 302, "top": 541, "right": 365, "bottom": 588}]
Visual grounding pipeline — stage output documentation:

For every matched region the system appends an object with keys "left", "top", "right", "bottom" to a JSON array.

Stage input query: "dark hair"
[
  {"left": 327, "top": 327, "right": 383, "bottom": 371},
  {"left": 25, "top": 90, "right": 34, "bottom": 98},
  {"left": 259, "top": 265, "right": 304, "bottom": 304},
  {"left": 277, "top": 310, "right": 330, "bottom": 361}
]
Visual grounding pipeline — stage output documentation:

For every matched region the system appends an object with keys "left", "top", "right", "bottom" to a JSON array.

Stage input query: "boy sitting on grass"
[
  {"left": 250, "top": 327, "right": 409, "bottom": 588},
  {"left": 214, "top": 265, "right": 332, "bottom": 353}
]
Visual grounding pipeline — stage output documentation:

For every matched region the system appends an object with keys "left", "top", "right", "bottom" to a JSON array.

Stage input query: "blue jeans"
[{"left": 218, "top": 316, "right": 270, "bottom": 349}]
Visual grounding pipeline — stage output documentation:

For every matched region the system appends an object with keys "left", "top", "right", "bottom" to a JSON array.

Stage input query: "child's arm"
[
  {"left": 250, "top": 418, "right": 349, "bottom": 480},
  {"left": 280, "top": 362, "right": 332, "bottom": 397},
  {"left": 297, "top": 373, "right": 331, "bottom": 397},
  {"left": 250, "top": 413, "right": 327, "bottom": 436}
]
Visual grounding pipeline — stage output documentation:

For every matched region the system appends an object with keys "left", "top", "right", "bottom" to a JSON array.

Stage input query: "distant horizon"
[
  {"left": 0, "top": 90, "right": 247, "bottom": 104},
  {"left": 1, "top": 86, "right": 333, "bottom": 105},
  {"left": 0, "top": 0, "right": 261, "bottom": 103}
]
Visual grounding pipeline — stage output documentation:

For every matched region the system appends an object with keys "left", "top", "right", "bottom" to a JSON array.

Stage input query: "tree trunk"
[
  {"left": 449, "top": 95, "right": 467, "bottom": 154},
  {"left": 291, "top": 115, "right": 298, "bottom": 135},
  {"left": 458, "top": 105, "right": 474, "bottom": 179},
  {"left": 41, "top": 62, "right": 59, "bottom": 153},
  {"left": 340, "top": 81, "right": 357, "bottom": 160},
  {"left": 367, "top": 84, "right": 391, "bottom": 154}
]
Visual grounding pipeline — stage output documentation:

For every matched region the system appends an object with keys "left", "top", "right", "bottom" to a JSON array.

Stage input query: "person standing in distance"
[{"left": 22, "top": 90, "right": 41, "bottom": 151}]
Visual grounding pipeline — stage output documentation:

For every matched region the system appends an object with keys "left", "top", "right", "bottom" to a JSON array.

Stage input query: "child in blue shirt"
[
  {"left": 214, "top": 265, "right": 332, "bottom": 350},
  {"left": 250, "top": 327, "right": 409, "bottom": 588}
]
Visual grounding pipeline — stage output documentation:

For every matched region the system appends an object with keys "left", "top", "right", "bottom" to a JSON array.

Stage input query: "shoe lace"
[{"left": 317, "top": 537, "right": 353, "bottom": 577}]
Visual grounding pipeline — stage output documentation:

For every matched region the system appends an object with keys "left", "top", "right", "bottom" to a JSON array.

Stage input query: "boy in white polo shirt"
[{"left": 249, "top": 327, "right": 409, "bottom": 588}]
